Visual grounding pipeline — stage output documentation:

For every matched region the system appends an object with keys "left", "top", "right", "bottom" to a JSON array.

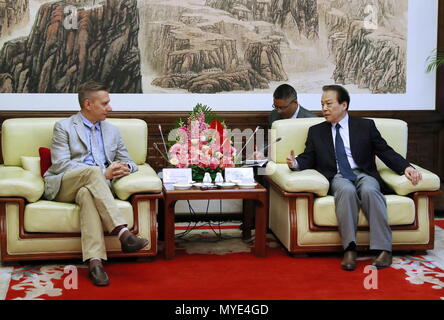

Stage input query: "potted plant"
[{"left": 168, "top": 104, "right": 237, "bottom": 181}]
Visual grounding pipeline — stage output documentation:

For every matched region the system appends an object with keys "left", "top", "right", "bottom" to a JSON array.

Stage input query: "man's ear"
[{"left": 84, "top": 98, "right": 91, "bottom": 111}]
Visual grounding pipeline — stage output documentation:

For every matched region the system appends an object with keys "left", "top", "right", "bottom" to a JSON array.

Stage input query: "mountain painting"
[{"left": 0, "top": 0, "right": 408, "bottom": 94}]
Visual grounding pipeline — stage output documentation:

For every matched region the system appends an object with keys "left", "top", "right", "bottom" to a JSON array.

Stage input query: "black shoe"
[
  {"left": 341, "top": 250, "right": 357, "bottom": 271},
  {"left": 120, "top": 230, "right": 150, "bottom": 253},
  {"left": 88, "top": 260, "right": 109, "bottom": 287},
  {"left": 372, "top": 251, "right": 392, "bottom": 270}
]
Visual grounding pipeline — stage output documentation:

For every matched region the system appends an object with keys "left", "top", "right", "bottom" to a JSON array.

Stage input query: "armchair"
[
  {"left": 0, "top": 118, "right": 162, "bottom": 262},
  {"left": 266, "top": 118, "right": 441, "bottom": 254}
]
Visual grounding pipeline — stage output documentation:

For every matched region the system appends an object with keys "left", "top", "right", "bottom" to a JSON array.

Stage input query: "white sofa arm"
[
  {"left": 113, "top": 164, "right": 163, "bottom": 200},
  {"left": 266, "top": 162, "right": 330, "bottom": 196},
  {"left": 0, "top": 165, "right": 44, "bottom": 202},
  {"left": 379, "top": 164, "right": 440, "bottom": 196}
]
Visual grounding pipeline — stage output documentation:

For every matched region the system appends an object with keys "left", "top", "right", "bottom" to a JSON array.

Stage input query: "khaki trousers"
[{"left": 55, "top": 167, "right": 127, "bottom": 261}]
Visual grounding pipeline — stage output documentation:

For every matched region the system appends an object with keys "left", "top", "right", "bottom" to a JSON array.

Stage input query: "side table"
[{"left": 162, "top": 183, "right": 269, "bottom": 260}]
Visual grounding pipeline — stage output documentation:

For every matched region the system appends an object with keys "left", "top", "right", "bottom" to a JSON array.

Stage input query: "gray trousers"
[{"left": 330, "top": 171, "right": 392, "bottom": 252}]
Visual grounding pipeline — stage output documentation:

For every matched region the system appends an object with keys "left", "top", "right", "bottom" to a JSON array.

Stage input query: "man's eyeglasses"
[{"left": 273, "top": 100, "right": 295, "bottom": 111}]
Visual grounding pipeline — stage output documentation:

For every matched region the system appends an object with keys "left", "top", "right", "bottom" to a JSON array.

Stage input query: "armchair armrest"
[
  {"left": 113, "top": 164, "right": 162, "bottom": 200},
  {"left": 0, "top": 165, "right": 44, "bottom": 202},
  {"left": 266, "top": 162, "right": 329, "bottom": 196},
  {"left": 379, "top": 164, "right": 440, "bottom": 196}
]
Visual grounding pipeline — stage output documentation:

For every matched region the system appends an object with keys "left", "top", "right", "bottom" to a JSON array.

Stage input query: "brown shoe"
[
  {"left": 372, "top": 251, "right": 392, "bottom": 270},
  {"left": 341, "top": 250, "right": 357, "bottom": 271},
  {"left": 120, "top": 230, "right": 150, "bottom": 253},
  {"left": 88, "top": 260, "right": 109, "bottom": 287}
]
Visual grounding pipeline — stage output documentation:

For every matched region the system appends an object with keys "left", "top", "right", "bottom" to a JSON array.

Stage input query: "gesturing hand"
[
  {"left": 287, "top": 150, "right": 296, "bottom": 169},
  {"left": 404, "top": 167, "right": 422, "bottom": 186}
]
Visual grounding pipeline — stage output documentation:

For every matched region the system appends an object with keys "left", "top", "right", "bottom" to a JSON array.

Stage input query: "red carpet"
[
  {"left": 2, "top": 223, "right": 444, "bottom": 300},
  {"left": 436, "top": 220, "right": 444, "bottom": 229}
]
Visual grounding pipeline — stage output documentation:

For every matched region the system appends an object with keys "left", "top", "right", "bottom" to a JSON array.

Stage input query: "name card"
[
  {"left": 224, "top": 168, "right": 255, "bottom": 183},
  {"left": 162, "top": 168, "right": 193, "bottom": 184}
]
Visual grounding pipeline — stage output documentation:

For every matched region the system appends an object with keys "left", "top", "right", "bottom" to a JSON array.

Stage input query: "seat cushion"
[
  {"left": 24, "top": 200, "right": 134, "bottom": 233},
  {"left": 313, "top": 195, "right": 415, "bottom": 227}
]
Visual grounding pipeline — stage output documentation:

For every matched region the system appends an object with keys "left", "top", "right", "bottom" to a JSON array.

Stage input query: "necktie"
[
  {"left": 335, "top": 124, "right": 357, "bottom": 182},
  {"left": 90, "top": 125, "right": 105, "bottom": 170}
]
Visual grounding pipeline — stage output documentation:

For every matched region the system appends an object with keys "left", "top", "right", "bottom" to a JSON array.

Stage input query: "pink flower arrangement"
[{"left": 168, "top": 105, "right": 236, "bottom": 178}]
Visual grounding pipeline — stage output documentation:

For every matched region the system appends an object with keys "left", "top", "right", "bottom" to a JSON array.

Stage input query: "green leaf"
[
  {"left": 193, "top": 103, "right": 217, "bottom": 124},
  {"left": 426, "top": 48, "right": 444, "bottom": 73}
]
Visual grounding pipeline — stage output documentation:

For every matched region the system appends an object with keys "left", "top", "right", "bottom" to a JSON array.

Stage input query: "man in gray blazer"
[
  {"left": 44, "top": 81, "right": 149, "bottom": 286},
  {"left": 268, "top": 84, "right": 317, "bottom": 128}
]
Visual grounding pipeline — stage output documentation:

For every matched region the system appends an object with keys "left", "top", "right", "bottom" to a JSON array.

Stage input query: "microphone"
[
  {"left": 236, "top": 126, "right": 261, "bottom": 158},
  {"left": 255, "top": 137, "right": 283, "bottom": 155},
  {"left": 153, "top": 142, "right": 170, "bottom": 163},
  {"left": 158, "top": 124, "right": 169, "bottom": 158}
]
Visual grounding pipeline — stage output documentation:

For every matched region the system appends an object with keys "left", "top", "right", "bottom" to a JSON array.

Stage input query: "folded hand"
[{"left": 105, "top": 162, "right": 131, "bottom": 180}]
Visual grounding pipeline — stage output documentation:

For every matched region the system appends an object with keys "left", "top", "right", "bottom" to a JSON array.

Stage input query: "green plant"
[
  {"left": 172, "top": 103, "right": 218, "bottom": 129},
  {"left": 426, "top": 48, "right": 444, "bottom": 73}
]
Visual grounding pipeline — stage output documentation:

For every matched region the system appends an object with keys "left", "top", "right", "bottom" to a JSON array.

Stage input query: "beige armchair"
[
  {"left": 266, "top": 118, "right": 441, "bottom": 254},
  {"left": 0, "top": 118, "right": 162, "bottom": 263}
]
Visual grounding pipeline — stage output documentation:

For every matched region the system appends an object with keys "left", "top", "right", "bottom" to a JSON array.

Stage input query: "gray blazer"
[
  {"left": 43, "top": 112, "right": 138, "bottom": 200},
  {"left": 268, "top": 105, "right": 317, "bottom": 128}
]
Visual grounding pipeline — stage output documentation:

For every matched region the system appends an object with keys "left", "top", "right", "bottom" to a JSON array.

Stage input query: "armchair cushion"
[
  {"left": 313, "top": 195, "right": 415, "bottom": 227},
  {"left": 379, "top": 164, "right": 440, "bottom": 196},
  {"left": 20, "top": 156, "right": 41, "bottom": 176},
  {"left": 266, "top": 162, "right": 329, "bottom": 196},
  {"left": 24, "top": 200, "right": 134, "bottom": 233},
  {"left": 113, "top": 164, "right": 162, "bottom": 200},
  {"left": 0, "top": 165, "right": 44, "bottom": 202}
]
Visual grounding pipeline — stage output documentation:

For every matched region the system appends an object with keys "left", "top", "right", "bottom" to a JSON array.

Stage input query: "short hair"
[
  {"left": 322, "top": 85, "right": 350, "bottom": 109},
  {"left": 78, "top": 81, "right": 109, "bottom": 109},
  {"left": 273, "top": 84, "right": 298, "bottom": 102}
]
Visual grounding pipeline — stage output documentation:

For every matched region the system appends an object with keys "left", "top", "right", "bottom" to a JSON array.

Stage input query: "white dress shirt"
[
  {"left": 290, "top": 105, "right": 301, "bottom": 119},
  {"left": 331, "top": 113, "right": 359, "bottom": 170},
  {"left": 292, "top": 113, "right": 358, "bottom": 171}
]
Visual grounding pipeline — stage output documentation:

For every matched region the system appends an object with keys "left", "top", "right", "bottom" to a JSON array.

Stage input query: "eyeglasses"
[{"left": 273, "top": 100, "right": 295, "bottom": 111}]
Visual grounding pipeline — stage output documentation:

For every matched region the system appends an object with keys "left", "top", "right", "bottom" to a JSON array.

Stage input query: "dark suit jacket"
[
  {"left": 295, "top": 116, "right": 411, "bottom": 194},
  {"left": 269, "top": 105, "right": 317, "bottom": 128}
]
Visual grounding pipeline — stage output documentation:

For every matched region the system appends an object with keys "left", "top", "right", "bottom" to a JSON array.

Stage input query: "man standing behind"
[
  {"left": 269, "top": 84, "right": 317, "bottom": 128},
  {"left": 287, "top": 85, "right": 422, "bottom": 271},
  {"left": 254, "top": 84, "right": 317, "bottom": 160},
  {"left": 44, "top": 81, "right": 150, "bottom": 286}
]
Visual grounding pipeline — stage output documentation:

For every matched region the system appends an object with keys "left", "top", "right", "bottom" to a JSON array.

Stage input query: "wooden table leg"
[
  {"left": 164, "top": 200, "right": 176, "bottom": 260},
  {"left": 242, "top": 199, "right": 255, "bottom": 240},
  {"left": 254, "top": 195, "right": 268, "bottom": 257},
  {"left": 157, "top": 198, "right": 165, "bottom": 241}
]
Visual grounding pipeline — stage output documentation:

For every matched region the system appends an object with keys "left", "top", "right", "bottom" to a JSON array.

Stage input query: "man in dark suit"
[
  {"left": 287, "top": 85, "right": 422, "bottom": 271},
  {"left": 269, "top": 84, "right": 317, "bottom": 128},
  {"left": 254, "top": 84, "right": 317, "bottom": 160}
]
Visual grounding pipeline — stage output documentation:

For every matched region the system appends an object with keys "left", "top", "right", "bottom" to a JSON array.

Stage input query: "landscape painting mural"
[{"left": 0, "top": 0, "right": 408, "bottom": 94}]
